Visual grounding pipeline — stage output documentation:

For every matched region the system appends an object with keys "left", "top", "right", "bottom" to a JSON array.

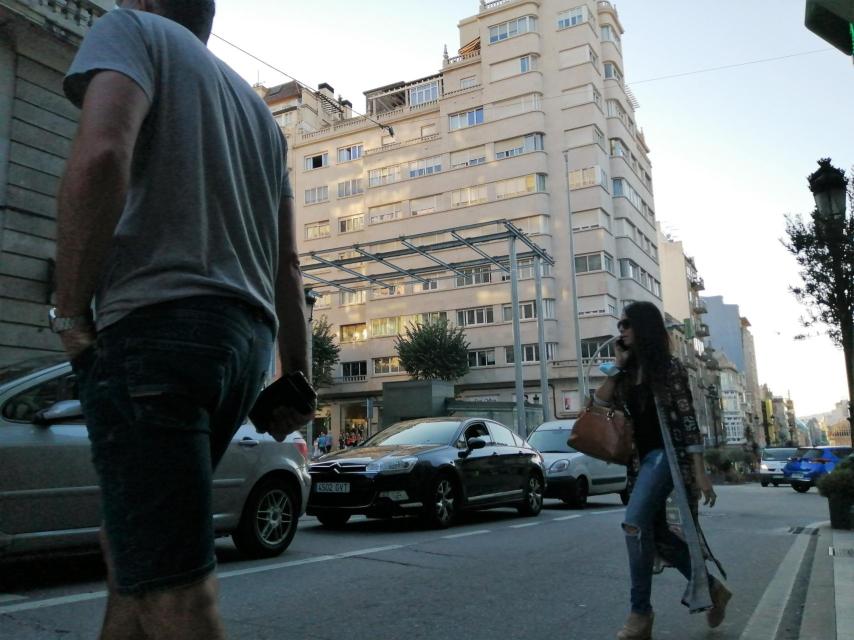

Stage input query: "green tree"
[
  {"left": 312, "top": 315, "right": 340, "bottom": 387},
  {"left": 395, "top": 318, "right": 470, "bottom": 382},
  {"left": 783, "top": 159, "right": 853, "bottom": 444}
]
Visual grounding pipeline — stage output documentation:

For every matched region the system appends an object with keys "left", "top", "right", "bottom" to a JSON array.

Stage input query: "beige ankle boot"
[
  {"left": 616, "top": 611, "right": 654, "bottom": 640},
  {"left": 707, "top": 580, "right": 732, "bottom": 628}
]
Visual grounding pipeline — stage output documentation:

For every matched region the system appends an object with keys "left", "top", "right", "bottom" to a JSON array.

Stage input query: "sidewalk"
[{"left": 800, "top": 524, "right": 854, "bottom": 640}]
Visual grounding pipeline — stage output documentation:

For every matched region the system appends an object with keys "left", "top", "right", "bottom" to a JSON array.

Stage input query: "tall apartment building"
[{"left": 277, "top": 1, "right": 660, "bottom": 439}]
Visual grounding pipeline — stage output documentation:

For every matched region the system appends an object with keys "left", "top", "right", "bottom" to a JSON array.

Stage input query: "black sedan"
[{"left": 307, "top": 417, "right": 546, "bottom": 529}]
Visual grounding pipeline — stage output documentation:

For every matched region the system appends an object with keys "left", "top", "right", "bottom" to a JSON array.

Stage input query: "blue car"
[{"left": 783, "top": 446, "right": 853, "bottom": 492}]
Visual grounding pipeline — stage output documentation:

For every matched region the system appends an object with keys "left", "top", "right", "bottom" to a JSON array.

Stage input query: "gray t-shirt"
[{"left": 64, "top": 9, "right": 291, "bottom": 330}]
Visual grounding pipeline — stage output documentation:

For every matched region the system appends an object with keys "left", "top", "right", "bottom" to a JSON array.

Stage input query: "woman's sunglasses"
[{"left": 617, "top": 319, "right": 631, "bottom": 331}]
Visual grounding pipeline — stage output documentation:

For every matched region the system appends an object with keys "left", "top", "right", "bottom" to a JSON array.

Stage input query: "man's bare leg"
[
  {"left": 98, "top": 527, "right": 146, "bottom": 640},
  {"left": 136, "top": 575, "right": 226, "bottom": 640}
]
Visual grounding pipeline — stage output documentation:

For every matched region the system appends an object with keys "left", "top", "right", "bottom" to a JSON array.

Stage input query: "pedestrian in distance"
[
  {"left": 594, "top": 301, "right": 730, "bottom": 640},
  {"left": 54, "top": 1, "right": 313, "bottom": 638}
]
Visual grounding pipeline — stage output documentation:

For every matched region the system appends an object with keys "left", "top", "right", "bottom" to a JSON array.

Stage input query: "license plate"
[
  {"left": 316, "top": 482, "right": 350, "bottom": 493},
  {"left": 791, "top": 473, "right": 805, "bottom": 480}
]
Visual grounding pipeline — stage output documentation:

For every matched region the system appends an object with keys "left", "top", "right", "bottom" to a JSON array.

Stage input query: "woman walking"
[{"left": 594, "top": 301, "right": 730, "bottom": 640}]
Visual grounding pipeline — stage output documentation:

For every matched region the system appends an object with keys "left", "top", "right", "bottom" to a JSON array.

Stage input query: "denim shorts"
[{"left": 74, "top": 296, "right": 274, "bottom": 595}]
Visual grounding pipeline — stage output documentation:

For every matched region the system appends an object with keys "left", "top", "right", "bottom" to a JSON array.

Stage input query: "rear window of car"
[
  {"left": 833, "top": 448, "right": 852, "bottom": 458},
  {"left": 762, "top": 449, "right": 796, "bottom": 461},
  {"left": 529, "top": 428, "right": 576, "bottom": 453},
  {"left": 797, "top": 448, "right": 822, "bottom": 459}
]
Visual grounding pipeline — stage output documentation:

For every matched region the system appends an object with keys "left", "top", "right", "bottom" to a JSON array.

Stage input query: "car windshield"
[
  {"left": 762, "top": 449, "right": 796, "bottom": 461},
  {"left": 529, "top": 429, "right": 576, "bottom": 453},
  {"left": 362, "top": 421, "right": 461, "bottom": 446},
  {"left": 0, "top": 354, "right": 67, "bottom": 387},
  {"left": 795, "top": 448, "right": 821, "bottom": 459}
]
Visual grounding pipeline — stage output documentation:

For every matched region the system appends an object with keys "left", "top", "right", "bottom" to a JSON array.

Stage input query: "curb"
[
  {"left": 800, "top": 525, "right": 836, "bottom": 639},
  {"left": 832, "top": 528, "right": 854, "bottom": 640}
]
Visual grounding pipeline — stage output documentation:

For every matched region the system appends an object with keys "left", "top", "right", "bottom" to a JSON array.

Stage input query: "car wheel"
[
  {"left": 619, "top": 488, "right": 631, "bottom": 505},
  {"left": 517, "top": 473, "right": 544, "bottom": 516},
  {"left": 760, "top": 481, "right": 769, "bottom": 487},
  {"left": 567, "top": 477, "right": 589, "bottom": 509},
  {"left": 316, "top": 512, "right": 351, "bottom": 528},
  {"left": 772, "top": 481, "right": 779, "bottom": 487},
  {"left": 422, "top": 473, "right": 458, "bottom": 529},
  {"left": 792, "top": 482, "right": 811, "bottom": 493},
  {"left": 232, "top": 476, "right": 298, "bottom": 559}
]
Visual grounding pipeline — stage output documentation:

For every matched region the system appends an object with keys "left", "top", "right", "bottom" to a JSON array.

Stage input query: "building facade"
[
  {"left": 716, "top": 352, "right": 748, "bottom": 445},
  {"left": 0, "top": 0, "right": 110, "bottom": 364},
  {"left": 276, "top": 0, "right": 661, "bottom": 440}
]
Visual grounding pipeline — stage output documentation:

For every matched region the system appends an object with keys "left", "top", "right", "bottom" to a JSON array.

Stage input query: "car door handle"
[{"left": 239, "top": 438, "right": 260, "bottom": 447}]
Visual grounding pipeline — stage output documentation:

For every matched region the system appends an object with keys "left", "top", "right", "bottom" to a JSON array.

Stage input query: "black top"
[{"left": 625, "top": 381, "right": 664, "bottom": 460}]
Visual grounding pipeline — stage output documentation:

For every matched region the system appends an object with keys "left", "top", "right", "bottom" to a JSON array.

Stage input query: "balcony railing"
[
  {"left": 696, "top": 323, "right": 710, "bottom": 338},
  {"left": 693, "top": 300, "right": 708, "bottom": 315},
  {"left": 13, "top": 0, "right": 108, "bottom": 41},
  {"left": 444, "top": 51, "right": 481, "bottom": 67},
  {"left": 480, "top": 0, "right": 514, "bottom": 12},
  {"left": 334, "top": 375, "right": 368, "bottom": 384},
  {"left": 689, "top": 276, "right": 705, "bottom": 291}
]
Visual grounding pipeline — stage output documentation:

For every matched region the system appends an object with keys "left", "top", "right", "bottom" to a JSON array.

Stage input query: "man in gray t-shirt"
[{"left": 54, "top": 2, "right": 312, "bottom": 638}]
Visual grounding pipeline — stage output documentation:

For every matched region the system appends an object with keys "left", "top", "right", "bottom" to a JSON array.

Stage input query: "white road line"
[
  {"left": 509, "top": 522, "right": 541, "bottom": 529},
  {"left": 0, "top": 594, "right": 27, "bottom": 604},
  {"left": 587, "top": 509, "right": 626, "bottom": 516},
  {"left": 441, "top": 529, "right": 491, "bottom": 539},
  {"left": 0, "top": 591, "right": 108, "bottom": 615},
  {"left": 738, "top": 519, "right": 824, "bottom": 640},
  {"left": 553, "top": 514, "right": 583, "bottom": 521}
]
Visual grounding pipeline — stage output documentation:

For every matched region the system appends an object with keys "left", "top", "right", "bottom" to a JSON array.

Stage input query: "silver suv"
[{"left": 0, "top": 355, "right": 310, "bottom": 559}]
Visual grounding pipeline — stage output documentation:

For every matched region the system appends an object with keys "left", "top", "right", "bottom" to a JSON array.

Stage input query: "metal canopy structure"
[{"left": 300, "top": 220, "right": 556, "bottom": 434}]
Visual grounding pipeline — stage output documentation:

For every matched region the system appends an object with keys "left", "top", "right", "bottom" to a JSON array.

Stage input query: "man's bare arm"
[
  {"left": 56, "top": 71, "right": 150, "bottom": 320},
  {"left": 274, "top": 196, "right": 309, "bottom": 376}
]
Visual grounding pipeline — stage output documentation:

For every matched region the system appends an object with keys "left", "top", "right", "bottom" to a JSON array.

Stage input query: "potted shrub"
[{"left": 817, "top": 457, "right": 854, "bottom": 530}]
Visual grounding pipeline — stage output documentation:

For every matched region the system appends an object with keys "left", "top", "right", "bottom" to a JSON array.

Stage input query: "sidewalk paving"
[{"left": 801, "top": 524, "right": 853, "bottom": 640}]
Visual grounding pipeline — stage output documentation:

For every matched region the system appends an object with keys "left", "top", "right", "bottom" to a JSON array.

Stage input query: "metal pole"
[
  {"left": 304, "top": 289, "right": 317, "bottom": 453},
  {"left": 509, "top": 237, "right": 525, "bottom": 436},
  {"left": 534, "top": 256, "right": 551, "bottom": 422},
  {"left": 564, "top": 151, "right": 586, "bottom": 407}
]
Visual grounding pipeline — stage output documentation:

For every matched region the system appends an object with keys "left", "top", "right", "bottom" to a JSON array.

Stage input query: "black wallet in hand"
[{"left": 249, "top": 371, "right": 317, "bottom": 432}]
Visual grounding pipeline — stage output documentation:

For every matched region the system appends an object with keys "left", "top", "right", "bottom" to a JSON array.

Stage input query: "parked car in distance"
[
  {"left": 0, "top": 355, "right": 311, "bottom": 560},
  {"left": 307, "top": 417, "right": 546, "bottom": 529},
  {"left": 528, "top": 420, "right": 629, "bottom": 508},
  {"left": 759, "top": 447, "right": 798, "bottom": 487},
  {"left": 783, "top": 445, "right": 853, "bottom": 492}
]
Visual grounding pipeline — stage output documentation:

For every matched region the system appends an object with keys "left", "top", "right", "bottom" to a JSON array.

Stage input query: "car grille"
[{"left": 310, "top": 462, "right": 369, "bottom": 473}]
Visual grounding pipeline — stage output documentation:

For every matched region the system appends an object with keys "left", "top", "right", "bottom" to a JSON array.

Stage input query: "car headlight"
[
  {"left": 549, "top": 459, "right": 570, "bottom": 473},
  {"left": 367, "top": 456, "right": 418, "bottom": 474},
  {"left": 760, "top": 464, "right": 768, "bottom": 470}
]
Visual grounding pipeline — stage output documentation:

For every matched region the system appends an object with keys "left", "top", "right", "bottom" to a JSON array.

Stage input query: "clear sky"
[{"left": 208, "top": 1, "right": 853, "bottom": 416}]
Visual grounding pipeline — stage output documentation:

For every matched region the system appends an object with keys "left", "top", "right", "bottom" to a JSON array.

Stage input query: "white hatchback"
[{"left": 528, "top": 420, "right": 629, "bottom": 508}]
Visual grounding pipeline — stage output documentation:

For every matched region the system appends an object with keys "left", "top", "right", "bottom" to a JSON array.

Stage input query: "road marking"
[
  {"left": 0, "top": 591, "right": 108, "bottom": 615},
  {"left": 441, "top": 529, "right": 490, "bottom": 539},
  {"left": 509, "top": 522, "right": 541, "bottom": 529},
  {"left": 553, "top": 514, "right": 583, "bottom": 521},
  {"left": 739, "top": 519, "right": 825, "bottom": 640},
  {"left": 587, "top": 508, "right": 626, "bottom": 516},
  {"left": 0, "top": 594, "right": 26, "bottom": 604}
]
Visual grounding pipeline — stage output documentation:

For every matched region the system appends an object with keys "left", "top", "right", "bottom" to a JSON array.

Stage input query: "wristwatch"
[{"left": 48, "top": 307, "right": 94, "bottom": 334}]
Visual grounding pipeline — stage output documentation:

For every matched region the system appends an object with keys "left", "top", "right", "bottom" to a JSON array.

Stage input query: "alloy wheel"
[
  {"left": 434, "top": 478, "right": 455, "bottom": 525},
  {"left": 527, "top": 475, "right": 543, "bottom": 512},
  {"left": 255, "top": 488, "right": 293, "bottom": 546}
]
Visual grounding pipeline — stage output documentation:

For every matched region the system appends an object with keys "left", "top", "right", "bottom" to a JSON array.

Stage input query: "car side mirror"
[
  {"left": 32, "top": 400, "right": 84, "bottom": 425},
  {"left": 458, "top": 436, "right": 488, "bottom": 459}
]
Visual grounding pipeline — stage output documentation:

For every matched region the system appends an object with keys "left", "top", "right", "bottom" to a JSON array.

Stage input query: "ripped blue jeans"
[{"left": 623, "top": 449, "right": 694, "bottom": 614}]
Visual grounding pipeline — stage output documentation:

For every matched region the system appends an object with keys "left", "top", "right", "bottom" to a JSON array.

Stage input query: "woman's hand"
[
  {"left": 614, "top": 340, "right": 630, "bottom": 368},
  {"left": 697, "top": 473, "right": 716, "bottom": 507}
]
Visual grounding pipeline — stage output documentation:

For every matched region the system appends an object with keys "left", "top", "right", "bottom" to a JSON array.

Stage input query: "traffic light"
[{"left": 805, "top": 0, "right": 854, "bottom": 55}]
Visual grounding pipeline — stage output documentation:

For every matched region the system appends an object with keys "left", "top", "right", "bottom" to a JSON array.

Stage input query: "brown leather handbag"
[{"left": 568, "top": 404, "right": 634, "bottom": 465}]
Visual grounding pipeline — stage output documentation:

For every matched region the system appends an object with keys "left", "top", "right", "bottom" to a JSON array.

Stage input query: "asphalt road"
[{"left": 0, "top": 483, "right": 829, "bottom": 640}]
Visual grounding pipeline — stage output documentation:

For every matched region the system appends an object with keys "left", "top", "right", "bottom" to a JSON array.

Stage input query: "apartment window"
[
  {"left": 313, "top": 292, "right": 331, "bottom": 309},
  {"left": 569, "top": 166, "right": 608, "bottom": 191},
  {"left": 601, "top": 25, "right": 621, "bottom": 48},
  {"left": 558, "top": 6, "right": 590, "bottom": 29},
  {"left": 368, "top": 165, "right": 400, "bottom": 187},
  {"left": 456, "top": 265, "right": 491, "bottom": 287},
  {"left": 449, "top": 107, "right": 484, "bottom": 131},
  {"left": 588, "top": 46, "right": 599, "bottom": 69},
  {"left": 341, "top": 361, "right": 367, "bottom": 381},
  {"left": 612, "top": 178, "right": 644, "bottom": 212},
  {"left": 468, "top": 349, "right": 496, "bottom": 368},
  {"left": 451, "top": 185, "right": 488, "bottom": 207},
  {"left": 409, "top": 81, "right": 439, "bottom": 106},
  {"left": 495, "top": 133, "right": 544, "bottom": 159},
  {"left": 461, "top": 76, "right": 478, "bottom": 89},
  {"left": 495, "top": 173, "right": 547, "bottom": 199},
  {"left": 502, "top": 301, "right": 536, "bottom": 322},
  {"left": 619, "top": 258, "right": 641, "bottom": 281},
  {"left": 456, "top": 306, "right": 494, "bottom": 327},
  {"left": 304, "top": 152, "right": 328, "bottom": 171},
  {"left": 410, "top": 195, "right": 439, "bottom": 216},
  {"left": 593, "top": 87, "right": 602, "bottom": 109},
  {"left": 409, "top": 156, "right": 442, "bottom": 178},
  {"left": 368, "top": 202, "right": 402, "bottom": 225},
  {"left": 603, "top": 253, "right": 614, "bottom": 274},
  {"left": 304, "top": 185, "right": 329, "bottom": 205},
  {"left": 581, "top": 337, "right": 616, "bottom": 360},
  {"left": 519, "top": 55, "right": 536, "bottom": 73},
  {"left": 450, "top": 146, "right": 486, "bottom": 168},
  {"left": 575, "top": 252, "right": 611, "bottom": 273},
  {"left": 488, "top": 15, "right": 537, "bottom": 44},
  {"left": 610, "top": 138, "right": 628, "bottom": 158},
  {"left": 340, "top": 289, "right": 366, "bottom": 306},
  {"left": 593, "top": 125, "right": 605, "bottom": 149},
  {"left": 494, "top": 93, "right": 542, "bottom": 119},
  {"left": 304, "top": 221, "right": 330, "bottom": 240},
  {"left": 338, "top": 178, "right": 364, "bottom": 198},
  {"left": 273, "top": 111, "right": 294, "bottom": 127},
  {"left": 340, "top": 323, "right": 367, "bottom": 342},
  {"left": 337, "top": 144, "right": 363, "bottom": 163},
  {"left": 373, "top": 281, "right": 405, "bottom": 298},
  {"left": 370, "top": 316, "right": 400, "bottom": 338},
  {"left": 338, "top": 213, "right": 364, "bottom": 234},
  {"left": 604, "top": 62, "right": 623, "bottom": 84},
  {"left": 401, "top": 312, "right": 446, "bottom": 329},
  {"left": 420, "top": 278, "right": 439, "bottom": 291},
  {"left": 373, "top": 356, "right": 403, "bottom": 375},
  {"left": 511, "top": 216, "right": 550, "bottom": 237},
  {"left": 505, "top": 343, "right": 557, "bottom": 364}
]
